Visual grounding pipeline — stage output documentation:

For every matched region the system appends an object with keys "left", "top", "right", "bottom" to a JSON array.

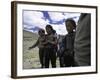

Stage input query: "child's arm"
[
  {"left": 41, "top": 41, "right": 48, "bottom": 45},
  {"left": 48, "top": 40, "right": 57, "bottom": 45},
  {"left": 48, "top": 36, "right": 57, "bottom": 45},
  {"left": 28, "top": 39, "right": 39, "bottom": 50},
  {"left": 40, "top": 35, "right": 48, "bottom": 45}
]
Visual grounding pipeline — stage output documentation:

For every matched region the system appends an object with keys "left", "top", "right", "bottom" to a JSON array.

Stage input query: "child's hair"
[
  {"left": 65, "top": 19, "right": 76, "bottom": 30},
  {"left": 52, "top": 30, "right": 56, "bottom": 34},
  {"left": 38, "top": 29, "right": 45, "bottom": 34},
  {"left": 46, "top": 24, "right": 53, "bottom": 31}
]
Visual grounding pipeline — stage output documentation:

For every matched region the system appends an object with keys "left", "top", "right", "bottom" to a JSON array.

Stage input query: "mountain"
[
  {"left": 23, "top": 30, "right": 39, "bottom": 41},
  {"left": 24, "top": 26, "right": 41, "bottom": 33}
]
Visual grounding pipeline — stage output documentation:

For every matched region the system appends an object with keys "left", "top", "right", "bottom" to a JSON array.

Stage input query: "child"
[
  {"left": 62, "top": 19, "right": 76, "bottom": 67},
  {"left": 57, "top": 35, "right": 65, "bottom": 67},
  {"left": 29, "top": 29, "right": 46, "bottom": 68},
  {"left": 44, "top": 25, "right": 57, "bottom": 68}
]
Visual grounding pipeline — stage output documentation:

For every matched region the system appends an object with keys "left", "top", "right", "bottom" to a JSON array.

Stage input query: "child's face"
[
  {"left": 46, "top": 27, "right": 52, "bottom": 34},
  {"left": 39, "top": 31, "right": 45, "bottom": 36},
  {"left": 65, "top": 21, "right": 74, "bottom": 32}
]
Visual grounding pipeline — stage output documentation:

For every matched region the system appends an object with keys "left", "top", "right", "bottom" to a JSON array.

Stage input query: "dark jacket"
[
  {"left": 60, "top": 32, "right": 75, "bottom": 56},
  {"left": 74, "top": 14, "right": 91, "bottom": 66}
]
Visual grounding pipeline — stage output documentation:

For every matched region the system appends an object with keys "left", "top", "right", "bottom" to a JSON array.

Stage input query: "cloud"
[
  {"left": 23, "top": 11, "right": 49, "bottom": 29},
  {"left": 63, "top": 13, "right": 80, "bottom": 23},
  {"left": 23, "top": 10, "right": 80, "bottom": 35},
  {"left": 48, "top": 12, "right": 80, "bottom": 24},
  {"left": 51, "top": 24, "right": 67, "bottom": 35},
  {"left": 48, "top": 12, "right": 65, "bottom": 22}
]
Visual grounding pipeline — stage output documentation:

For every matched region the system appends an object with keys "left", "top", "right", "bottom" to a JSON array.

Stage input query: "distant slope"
[{"left": 23, "top": 30, "right": 39, "bottom": 41}]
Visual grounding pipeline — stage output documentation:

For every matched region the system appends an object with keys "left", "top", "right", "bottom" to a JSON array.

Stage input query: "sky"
[{"left": 23, "top": 10, "right": 80, "bottom": 35}]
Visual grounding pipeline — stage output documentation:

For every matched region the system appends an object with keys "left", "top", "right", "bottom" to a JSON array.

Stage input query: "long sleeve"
[
  {"left": 31, "top": 39, "right": 39, "bottom": 48},
  {"left": 74, "top": 13, "right": 91, "bottom": 66}
]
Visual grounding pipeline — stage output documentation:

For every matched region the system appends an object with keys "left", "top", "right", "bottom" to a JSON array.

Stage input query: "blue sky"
[{"left": 23, "top": 10, "right": 80, "bottom": 35}]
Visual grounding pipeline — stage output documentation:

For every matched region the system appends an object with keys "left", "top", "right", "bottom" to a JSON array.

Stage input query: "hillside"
[
  {"left": 23, "top": 30, "right": 40, "bottom": 69},
  {"left": 23, "top": 30, "right": 39, "bottom": 41}
]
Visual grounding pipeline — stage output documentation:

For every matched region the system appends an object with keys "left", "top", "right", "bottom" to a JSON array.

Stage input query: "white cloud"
[
  {"left": 48, "top": 12, "right": 80, "bottom": 24},
  {"left": 23, "top": 11, "right": 49, "bottom": 29},
  {"left": 23, "top": 11, "right": 44, "bottom": 19},
  {"left": 63, "top": 13, "right": 80, "bottom": 23},
  {"left": 51, "top": 24, "right": 67, "bottom": 35},
  {"left": 64, "top": 13, "right": 80, "bottom": 18},
  {"left": 23, "top": 11, "right": 80, "bottom": 35},
  {"left": 48, "top": 12, "right": 65, "bottom": 22}
]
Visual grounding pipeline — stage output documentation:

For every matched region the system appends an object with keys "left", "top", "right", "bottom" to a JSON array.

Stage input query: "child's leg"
[
  {"left": 39, "top": 49, "right": 44, "bottom": 68},
  {"left": 44, "top": 48, "right": 50, "bottom": 68},
  {"left": 63, "top": 51, "right": 72, "bottom": 67},
  {"left": 50, "top": 49, "right": 56, "bottom": 68},
  {"left": 59, "top": 56, "right": 65, "bottom": 67}
]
